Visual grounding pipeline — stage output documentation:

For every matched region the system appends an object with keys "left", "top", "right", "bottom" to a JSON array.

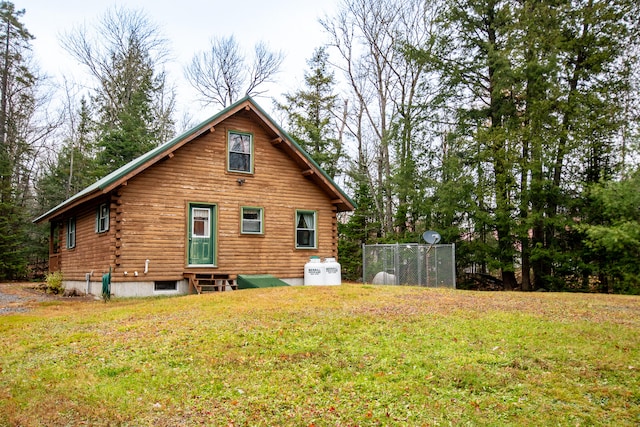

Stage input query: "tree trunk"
[
  {"left": 0, "top": 18, "right": 11, "bottom": 203},
  {"left": 486, "top": 3, "right": 516, "bottom": 290}
]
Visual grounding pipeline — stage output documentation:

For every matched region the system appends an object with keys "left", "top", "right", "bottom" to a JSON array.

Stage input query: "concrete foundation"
[
  {"left": 63, "top": 279, "right": 190, "bottom": 298},
  {"left": 64, "top": 276, "right": 304, "bottom": 298}
]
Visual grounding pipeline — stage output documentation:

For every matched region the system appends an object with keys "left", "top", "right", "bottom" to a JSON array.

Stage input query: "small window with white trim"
[
  {"left": 296, "top": 210, "right": 316, "bottom": 249},
  {"left": 96, "top": 203, "right": 109, "bottom": 233},
  {"left": 241, "top": 207, "right": 263, "bottom": 234},
  {"left": 66, "top": 217, "right": 76, "bottom": 249}
]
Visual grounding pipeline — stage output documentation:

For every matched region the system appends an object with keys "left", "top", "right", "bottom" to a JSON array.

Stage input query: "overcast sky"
[{"left": 19, "top": 0, "right": 339, "bottom": 122}]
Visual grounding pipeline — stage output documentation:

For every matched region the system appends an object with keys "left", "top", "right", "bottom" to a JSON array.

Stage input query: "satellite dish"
[{"left": 422, "top": 230, "right": 441, "bottom": 245}]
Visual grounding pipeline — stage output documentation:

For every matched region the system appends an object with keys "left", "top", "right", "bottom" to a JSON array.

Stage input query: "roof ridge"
[{"left": 34, "top": 96, "right": 354, "bottom": 224}]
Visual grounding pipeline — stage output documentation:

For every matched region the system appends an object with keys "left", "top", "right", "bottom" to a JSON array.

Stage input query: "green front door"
[{"left": 188, "top": 205, "right": 215, "bottom": 265}]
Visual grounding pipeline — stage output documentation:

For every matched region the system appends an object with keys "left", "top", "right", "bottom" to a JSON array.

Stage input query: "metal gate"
[{"left": 362, "top": 243, "right": 456, "bottom": 288}]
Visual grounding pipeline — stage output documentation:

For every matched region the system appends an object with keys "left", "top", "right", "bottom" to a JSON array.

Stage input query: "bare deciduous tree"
[
  {"left": 185, "top": 35, "right": 283, "bottom": 108},
  {"left": 321, "top": 0, "right": 441, "bottom": 235},
  {"left": 61, "top": 7, "right": 171, "bottom": 121}
]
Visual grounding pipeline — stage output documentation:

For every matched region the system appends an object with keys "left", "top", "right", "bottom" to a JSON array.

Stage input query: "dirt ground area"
[{"left": 0, "top": 282, "right": 91, "bottom": 315}]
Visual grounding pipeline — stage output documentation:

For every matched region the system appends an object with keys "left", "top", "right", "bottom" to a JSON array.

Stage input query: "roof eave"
[
  {"left": 246, "top": 98, "right": 356, "bottom": 211},
  {"left": 32, "top": 96, "right": 355, "bottom": 223},
  {"left": 32, "top": 99, "right": 247, "bottom": 224},
  {"left": 33, "top": 188, "right": 104, "bottom": 224}
]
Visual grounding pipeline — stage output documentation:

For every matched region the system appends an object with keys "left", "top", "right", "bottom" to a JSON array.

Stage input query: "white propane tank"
[
  {"left": 304, "top": 256, "right": 325, "bottom": 285},
  {"left": 323, "top": 257, "right": 342, "bottom": 285}
]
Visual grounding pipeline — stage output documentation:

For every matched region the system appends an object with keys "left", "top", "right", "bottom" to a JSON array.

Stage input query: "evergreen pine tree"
[
  {"left": 0, "top": 1, "right": 34, "bottom": 279},
  {"left": 37, "top": 98, "right": 98, "bottom": 211},
  {"left": 62, "top": 7, "right": 174, "bottom": 175},
  {"left": 278, "top": 47, "right": 342, "bottom": 179}
]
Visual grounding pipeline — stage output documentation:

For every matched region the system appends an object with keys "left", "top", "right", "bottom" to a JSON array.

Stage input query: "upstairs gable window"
[{"left": 228, "top": 131, "right": 253, "bottom": 173}]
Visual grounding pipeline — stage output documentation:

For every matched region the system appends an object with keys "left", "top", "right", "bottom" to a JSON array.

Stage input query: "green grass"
[{"left": 1, "top": 285, "right": 639, "bottom": 426}]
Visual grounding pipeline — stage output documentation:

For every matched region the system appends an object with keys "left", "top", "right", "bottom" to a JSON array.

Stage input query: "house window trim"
[
  {"left": 227, "top": 130, "right": 254, "bottom": 174},
  {"left": 295, "top": 209, "right": 317, "bottom": 249},
  {"left": 96, "top": 203, "right": 110, "bottom": 234},
  {"left": 241, "top": 206, "right": 264, "bottom": 235},
  {"left": 66, "top": 217, "right": 76, "bottom": 249}
]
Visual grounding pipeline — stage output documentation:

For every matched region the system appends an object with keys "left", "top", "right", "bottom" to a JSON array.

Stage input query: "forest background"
[{"left": 1, "top": 0, "right": 639, "bottom": 293}]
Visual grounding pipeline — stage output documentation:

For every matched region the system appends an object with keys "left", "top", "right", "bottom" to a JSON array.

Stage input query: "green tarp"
[
  {"left": 237, "top": 274, "right": 290, "bottom": 289},
  {"left": 102, "top": 267, "right": 111, "bottom": 301}
]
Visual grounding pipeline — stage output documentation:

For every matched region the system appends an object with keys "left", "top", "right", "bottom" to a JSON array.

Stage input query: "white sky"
[{"left": 19, "top": 0, "right": 339, "bottom": 124}]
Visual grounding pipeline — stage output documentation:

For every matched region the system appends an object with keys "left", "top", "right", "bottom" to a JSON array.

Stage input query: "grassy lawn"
[{"left": 1, "top": 285, "right": 638, "bottom": 426}]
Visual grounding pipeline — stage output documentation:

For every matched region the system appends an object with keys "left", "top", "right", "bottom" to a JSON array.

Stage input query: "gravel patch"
[
  {"left": 0, "top": 283, "right": 50, "bottom": 315},
  {"left": 0, "top": 292, "right": 21, "bottom": 304},
  {"left": 0, "top": 306, "right": 29, "bottom": 314}
]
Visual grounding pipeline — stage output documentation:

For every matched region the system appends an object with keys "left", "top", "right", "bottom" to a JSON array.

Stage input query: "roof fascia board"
[
  {"left": 247, "top": 98, "right": 356, "bottom": 211},
  {"left": 98, "top": 100, "right": 251, "bottom": 194},
  {"left": 34, "top": 96, "right": 354, "bottom": 223},
  {"left": 33, "top": 189, "right": 103, "bottom": 223},
  {"left": 33, "top": 98, "right": 252, "bottom": 224}
]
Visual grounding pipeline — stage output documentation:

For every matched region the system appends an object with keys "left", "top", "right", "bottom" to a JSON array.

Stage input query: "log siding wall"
[{"left": 56, "top": 110, "right": 339, "bottom": 283}]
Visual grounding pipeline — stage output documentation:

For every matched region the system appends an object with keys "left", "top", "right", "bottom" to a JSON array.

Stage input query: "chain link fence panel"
[{"left": 362, "top": 243, "right": 456, "bottom": 288}]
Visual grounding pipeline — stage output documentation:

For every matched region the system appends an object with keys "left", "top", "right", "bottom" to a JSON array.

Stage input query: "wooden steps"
[{"left": 184, "top": 273, "right": 237, "bottom": 294}]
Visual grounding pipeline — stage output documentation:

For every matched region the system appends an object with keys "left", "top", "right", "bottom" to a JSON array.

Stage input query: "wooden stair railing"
[{"left": 184, "top": 273, "right": 237, "bottom": 294}]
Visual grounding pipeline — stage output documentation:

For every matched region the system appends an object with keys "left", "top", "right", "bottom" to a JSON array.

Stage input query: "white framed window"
[
  {"left": 296, "top": 210, "right": 316, "bottom": 249},
  {"left": 96, "top": 203, "right": 109, "bottom": 233},
  {"left": 228, "top": 131, "right": 253, "bottom": 173},
  {"left": 241, "top": 207, "right": 263, "bottom": 234},
  {"left": 66, "top": 217, "right": 76, "bottom": 249}
]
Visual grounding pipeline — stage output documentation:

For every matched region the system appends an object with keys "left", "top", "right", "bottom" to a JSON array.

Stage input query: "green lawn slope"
[{"left": 1, "top": 285, "right": 638, "bottom": 426}]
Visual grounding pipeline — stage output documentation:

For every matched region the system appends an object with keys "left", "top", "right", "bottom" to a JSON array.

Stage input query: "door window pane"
[{"left": 192, "top": 208, "right": 210, "bottom": 237}]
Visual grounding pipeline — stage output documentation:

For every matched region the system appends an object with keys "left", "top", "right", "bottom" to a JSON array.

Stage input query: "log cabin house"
[{"left": 34, "top": 96, "right": 355, "bottom": 297}]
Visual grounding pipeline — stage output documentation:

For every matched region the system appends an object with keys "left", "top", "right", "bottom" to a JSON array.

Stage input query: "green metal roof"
[{"left": 34, "top": 96, "right": 355, "bottom": 223}]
